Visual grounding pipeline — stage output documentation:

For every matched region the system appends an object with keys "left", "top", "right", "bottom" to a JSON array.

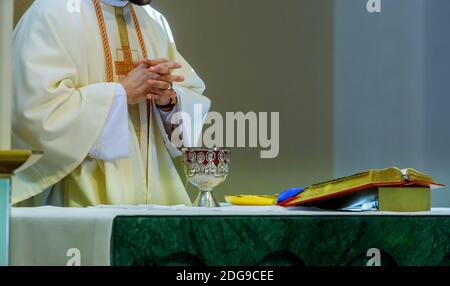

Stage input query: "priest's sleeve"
[
  {"left": 89, "top": 84, "right": 129, "bottom": 161},
  {"left": 148, "top": 7, "right": 211, "bottom": 158}
]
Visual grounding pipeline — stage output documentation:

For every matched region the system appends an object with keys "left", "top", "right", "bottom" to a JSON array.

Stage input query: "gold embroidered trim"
[
  {"left": 92, "top": 0, "right": 148, "bottom": 81},
  {"left": 92, "top": 0, "right": 114, "bottom": 82}
]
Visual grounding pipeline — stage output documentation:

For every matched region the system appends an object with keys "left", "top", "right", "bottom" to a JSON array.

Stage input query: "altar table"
[{"left": 9, "top": 206, "right": 450, "bottom": 266}]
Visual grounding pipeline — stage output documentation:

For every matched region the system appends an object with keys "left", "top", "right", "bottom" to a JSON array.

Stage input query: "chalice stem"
[{"left": 194, "top": 189, "right": 219, "bottom": 208}]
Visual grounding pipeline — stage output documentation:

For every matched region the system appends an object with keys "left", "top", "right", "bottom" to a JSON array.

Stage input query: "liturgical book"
[{"left": 280, "top": 167, "right": 443, "bottom": 207}]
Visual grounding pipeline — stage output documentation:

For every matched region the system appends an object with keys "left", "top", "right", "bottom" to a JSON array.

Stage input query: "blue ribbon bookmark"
[{"left": 278, "top": 187, "right": 305, "bottom": 205}]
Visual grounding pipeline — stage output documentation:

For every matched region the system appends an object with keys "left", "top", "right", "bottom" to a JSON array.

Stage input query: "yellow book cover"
[{"left": 281, "top": 167, "right": 443, "bottom": 207}]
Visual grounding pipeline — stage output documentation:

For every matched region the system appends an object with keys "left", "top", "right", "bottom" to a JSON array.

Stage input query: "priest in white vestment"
[{"left": 11, "top": 0, "right": 211, "bottom": 207}]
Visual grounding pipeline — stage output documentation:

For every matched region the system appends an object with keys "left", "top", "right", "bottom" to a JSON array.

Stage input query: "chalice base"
[{"left": 194, "top": 190, "right": 220, "bottom": 208}]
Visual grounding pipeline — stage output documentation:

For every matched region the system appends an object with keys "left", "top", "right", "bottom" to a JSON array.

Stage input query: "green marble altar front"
[{"left": 111, "top": 215, "right": 450, "bottom": 266}]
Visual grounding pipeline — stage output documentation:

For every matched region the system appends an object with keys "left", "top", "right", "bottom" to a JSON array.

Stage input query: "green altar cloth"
[{"left": 111, "top": 215, "right": 450, "bottom": 266}]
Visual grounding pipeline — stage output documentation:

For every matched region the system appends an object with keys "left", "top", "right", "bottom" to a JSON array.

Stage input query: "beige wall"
[
  {"left": 14, "top": 0, "right": 33, "bottom": 25},
  {"left": 14, "top": 0, "right": 335, "bottom": 201},
  {"left": 152, "top": 0, "right": 334, "bottom": 199}
]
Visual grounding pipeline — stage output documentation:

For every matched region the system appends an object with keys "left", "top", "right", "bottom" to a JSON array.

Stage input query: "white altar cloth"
[{"left": 10, "top": 206, "right": 450, "bottom": 266}]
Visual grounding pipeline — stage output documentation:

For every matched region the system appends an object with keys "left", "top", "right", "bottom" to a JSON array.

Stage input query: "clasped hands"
[{"left": 120, "top": 58, "right": 184, "bottom": 106}]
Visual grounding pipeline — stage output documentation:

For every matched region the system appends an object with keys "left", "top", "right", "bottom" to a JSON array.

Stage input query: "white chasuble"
[{"left": 11, "top": 0, "right": 210, "bottom": 207}]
